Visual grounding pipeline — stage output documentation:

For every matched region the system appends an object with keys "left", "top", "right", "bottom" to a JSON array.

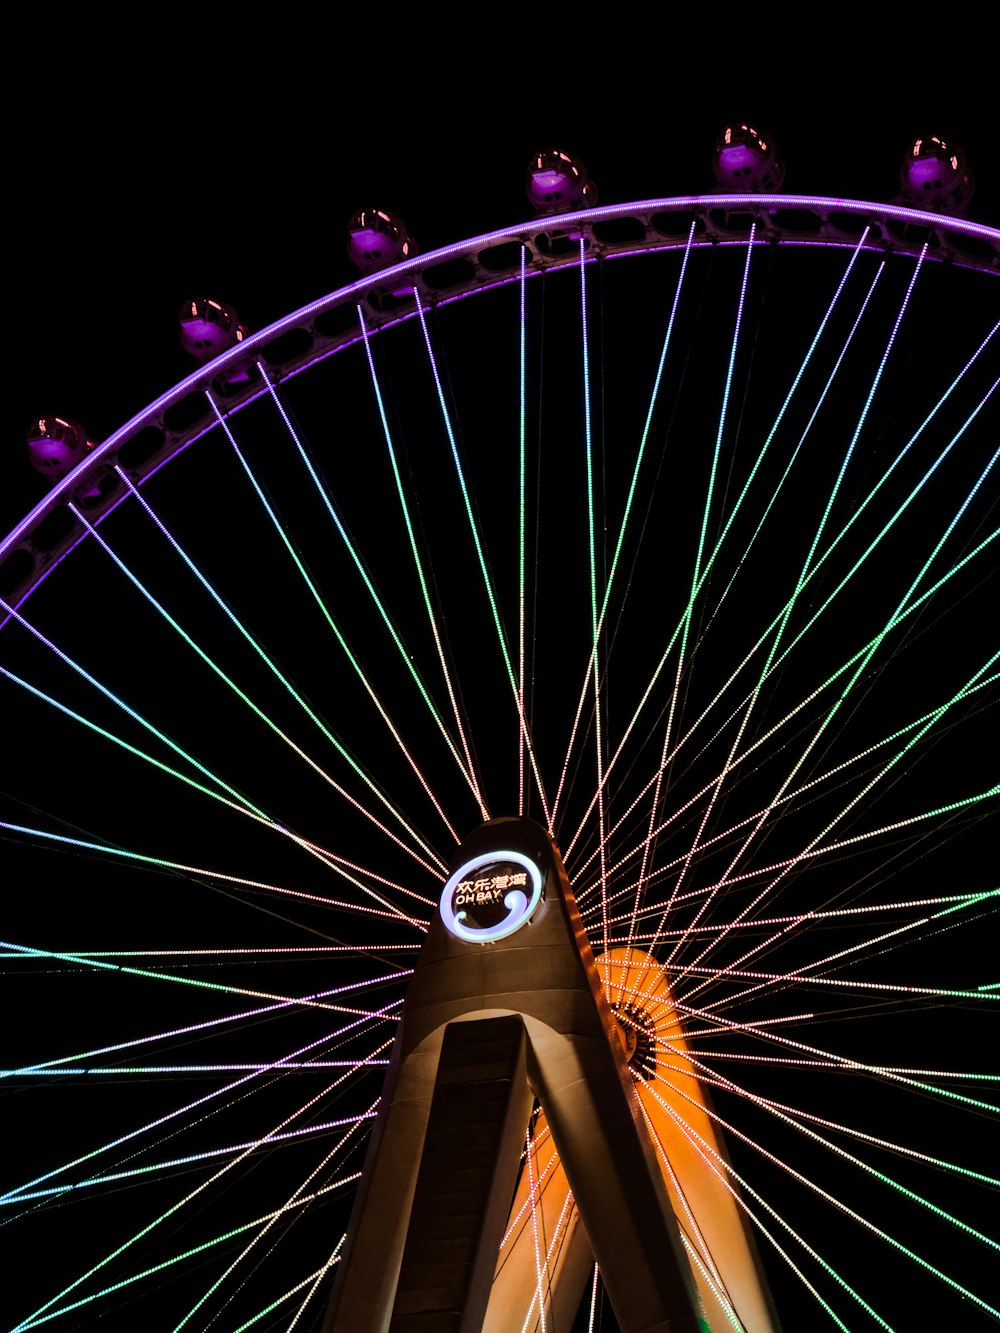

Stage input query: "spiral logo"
[{"left": 439, "top": 850, "right": 544, "bottom": 943}]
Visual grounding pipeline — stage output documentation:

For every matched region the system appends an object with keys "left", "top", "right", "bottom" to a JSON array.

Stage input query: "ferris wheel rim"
[{"left": 2, "top": 190, "right": 998, "bottom": 600}]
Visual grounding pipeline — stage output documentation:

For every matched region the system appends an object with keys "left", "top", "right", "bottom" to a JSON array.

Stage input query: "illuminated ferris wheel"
[{"left": 2, "top": 129, "right": 997, "bottom": 1331}]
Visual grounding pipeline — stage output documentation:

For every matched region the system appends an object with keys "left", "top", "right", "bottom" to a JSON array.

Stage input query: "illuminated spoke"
[
  {"left": 357, "top": 307, "right": 489, "bottom": 818},
  {"left": 11, "top": 1056, "right": 379, "bottom": 1331},
  {"left": 412, "top": 292, "right": 552, "bottom": 827},
  {"left": 3, "top": 1007, "right": 399, "bottom": 1205},
  {"left": 640, "top": 1075, "right": 892, "bottom": 1329},
  {"left": 115, "top": 462, "right": 460, "bottom": 844},
  {"left": 552, "top": 221, "right": 697, "bottom": 835},
  {"left": 206, "top": 396, "right": 449, "bottom": 872},
  {"left": 257, "top": 367, "right": 473, "bottom": 838},
  {"left": 0, "top": 603, "right": 442, "bottom": 886},
  {"left": 11, "top": 1190, "right": 356, "bottom": 1332},
  {"left": 170, "top": 1108, "right": 370, "bottom": 1331}
]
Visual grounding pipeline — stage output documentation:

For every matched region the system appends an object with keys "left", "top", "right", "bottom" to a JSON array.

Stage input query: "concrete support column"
[{"left": 392, "top": 1015, "right": 534, "bottom": 1332}]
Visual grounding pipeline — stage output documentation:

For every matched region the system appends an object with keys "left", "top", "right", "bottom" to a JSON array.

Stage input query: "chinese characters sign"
[{"left": 439, "top": 851, "right": 543, "bottom": 943}]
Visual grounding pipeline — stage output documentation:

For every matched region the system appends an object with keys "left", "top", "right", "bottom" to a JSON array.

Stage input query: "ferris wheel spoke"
[
  {"left": 802, "top": 245, "right": 931, "bottom": 596},
  {"left": 674, "top": 995, "right": 1000, "bottom": 1112},
  {"left": 568, "top": 230, "right": 762, "bottom": 968},
  {"left": 0, "top": 598, "right": 268, "bottom": 808},
  {"left": 662, "top": 767, "right": 995, "bottom": 995},
  {"left": 637, "top": 251, "right": 981, "bottom": 906},
  {"left": 517, "top": 246, "right": 529, "bottom": 819},
  {"left": 490, "top": 1110, "right": 578, "bottom": 1333},
  {"left": 672, "top": 657, "right": 999, "bottom": 994},
  {"left": 764, "top": 406, "right": 997, "bottom": 714},
  {"left": 284, "top": 1236, "right": 348, "bottom": 1333},
  {"left": 656, "top": 1049, "right": 999, "bottom": 1322},
  {"left": 2, "top": 941, "right": 410, "bottom": 1021},
  {"left": 639, "top": 1073, "right": 895, "bottom": 1329},
  {"left": 537, "top": 1189, "right": 577, "bottom": 1333},
  {"left": 2, "top": 997, "right": 400, "bottom": 1208},
  {"left": 619, "top": 888, "right": 998, "bottom": 1003},
  {"left": 206, "top": 396, "right": 453, "bottom": 872},
  {"left": 564, "top": 231, "right": 875, "bottom": 868},
  {"left": 631, "top": 265, "right": 898, "bottom": 966},
  {"left": 0, "top": 649, "right": 366, "bottom": 881},
  {"left": 169, "top": 1106, "right": 372, "bottom": 1333},
  {"left": 637, "top": 487, "right": 998, "bottom": 973},
  {"left": 257, "top": 365, "right": 480, "bottom": 839},
  {"left": 610, "top": 818, "right": 996, "bottom": 967},
  {"left": 9, "top": 1038, "right": 384, "bottom": 1332},
  {"left": 12, "top": 1185, "right": 355, "bottom": 1333},
  {"left": 113, "top": 463, "right": 462, "bottom": 849},
  {"left": 410, "top": 291, "right": 553, "bottom": 828},
  {"left": 497, "top": 1127, "right": 559, "bottom": 1255},
  {"left": 620, "top": 230, "right": 758, "bottom": 927},
  {"left": 665, "top": 489, "right": 990, "bottom": 968},
  {"left": 618, "top": 297, "right": 890, "bottom": 986},
  {"left": 573, "top": 625, "right": 995, "bottom": 943},
  {"left": 0, "top": 591, "right": 446, "bottom": 890},
  {"left": 699, "top": 231, "right": 880, "bottom": 625},
  {"left": 572, "top": 238, "right": 614, "bottom": 974},
  {"left": 671, "top": 882, "right": 999, "bottom": 1040},
  {"left": 10, "top": 1112, "right": 379, "bottom": 1207},
  {"left": 550, "top": 223, "right": 698, "bottom": 838},
  {"left": 1, "top": 979, "right": 399, "bottom": 1089},
  {"left": 605, "top": 898, "right": 996, "bottom": 1038},
  {"left": 608, "top": 887, "right": 994, "bottom": 949},
  {"left": 357, "top": 305, "right": 492, "bottom": 820},
  {"left": 811, "top": 327, "right": 999, "bottom": 575},
  {"left": 523, "top": 1115, "right": 549, "bottom": 1332},
  {"left": 704, "top": 882, "right": 997, "bottom": 1008},
  {"left": 675, "top": 259, "right": 956, "bottom": 850},
  {"left": 694, "top": 1062, "right": 1000, "bottom": 1194},
  {"left": 575, "top": 601, "right": 992, "bottom": 904},
  {"left": 0, "top": 819, "right": 433, "bottom": 930},
  {"left": 636, "top": 1095, "right": 759, "bottom": 1328},
  {"left": 68, "top": 500, "right": 447, "bottom": 858},
  {"left": 683, "top": 1071, "right": 999, "bottom": 1297},
  {"left": 659, "top": 1034, "right": 998, "bottom": 1206},
  {"left": 233, "top": 1257, "right": 344, "bottom": 1333}
]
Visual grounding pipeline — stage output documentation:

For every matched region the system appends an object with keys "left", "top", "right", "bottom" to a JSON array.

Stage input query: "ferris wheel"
[{"left": 1, "top": 129, "right": 998, "bottom": 1331}]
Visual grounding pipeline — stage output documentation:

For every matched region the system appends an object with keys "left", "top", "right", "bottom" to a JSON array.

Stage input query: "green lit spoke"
[
  {"left": 254, "top": 368, "right": 480, "bottom": 833},
  {"left": 11, "top": 1055, "right": 379, "bottom": 1331},
  {"left": 357, "top": 309, "right": 490, "bottom": 820},
  {"left": 410, "top": 293, "right": 553, "bottom": 827}
]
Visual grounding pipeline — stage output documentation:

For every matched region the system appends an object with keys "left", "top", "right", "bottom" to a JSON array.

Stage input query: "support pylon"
[{"left": 324, "top": 817, "right": 722, "bottom": 1331}]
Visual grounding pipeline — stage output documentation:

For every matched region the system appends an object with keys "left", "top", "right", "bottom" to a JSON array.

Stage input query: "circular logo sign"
[{"left": 439, "top": 850, "right": 543, "bottom": 943}]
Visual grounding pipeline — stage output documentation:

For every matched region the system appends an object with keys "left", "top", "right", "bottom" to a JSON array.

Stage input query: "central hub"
[{"left": 611, "top": 999, "right": 658, "bottom": 1082}]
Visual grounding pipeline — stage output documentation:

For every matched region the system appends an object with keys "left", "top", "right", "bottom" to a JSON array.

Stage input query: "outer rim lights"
[{"left": 439, "top": 850, "right": 543, "bottom": 943}]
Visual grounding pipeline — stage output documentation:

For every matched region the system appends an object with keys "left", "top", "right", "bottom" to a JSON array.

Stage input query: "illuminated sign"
[{"left": 439, "top": 850, "right": 543, "bottom": 943}]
